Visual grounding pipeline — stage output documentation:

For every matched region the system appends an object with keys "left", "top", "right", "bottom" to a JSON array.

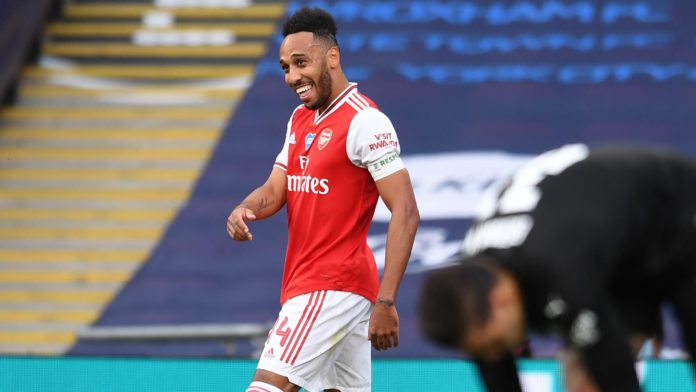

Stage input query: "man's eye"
[{"left": 297, "top": 59, "right": 306, "bottom": 66}]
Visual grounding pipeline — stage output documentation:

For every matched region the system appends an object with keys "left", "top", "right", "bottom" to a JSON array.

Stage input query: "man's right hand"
[{"left": 227, "top": 207, "right": 256, "bottom": 241}]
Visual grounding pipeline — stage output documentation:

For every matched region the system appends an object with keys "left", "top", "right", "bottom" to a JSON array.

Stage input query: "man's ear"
[{"left": 327, "top": 46, "right": 340, "bottom": 69}]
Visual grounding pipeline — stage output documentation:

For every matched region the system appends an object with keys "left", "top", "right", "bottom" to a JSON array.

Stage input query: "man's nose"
[{"left": 287, "top": 67, "right": 301, "bottom": 85}]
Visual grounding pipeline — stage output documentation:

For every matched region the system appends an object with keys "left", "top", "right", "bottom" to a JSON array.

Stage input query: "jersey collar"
[{"left": 314, "top": 83, "right": 357, "bottom": 125}]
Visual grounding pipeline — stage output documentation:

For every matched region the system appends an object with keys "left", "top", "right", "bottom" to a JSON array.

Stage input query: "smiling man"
[{"left": 227, "top": 7, "right": 419, "bottom": 392}]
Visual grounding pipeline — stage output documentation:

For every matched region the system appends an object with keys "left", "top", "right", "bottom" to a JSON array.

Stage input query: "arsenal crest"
[{"left": 317, "top": 129, "right": 333, "bottom": 151}]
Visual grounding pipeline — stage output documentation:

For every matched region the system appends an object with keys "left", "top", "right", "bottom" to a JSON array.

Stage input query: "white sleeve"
[
  {"left": 274, "top": 108, "right": 300, "bottom": 170},
  {"left": 346, "top": 108, "right": 405, "bottom": 181}
]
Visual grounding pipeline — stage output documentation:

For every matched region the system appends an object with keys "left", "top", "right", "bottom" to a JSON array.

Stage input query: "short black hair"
[
  {"left": 418, "top": 256, "right": 500, "bottom": 348},
  {"left": 282, "top": 7, "right": 339, "bottom": 48}
]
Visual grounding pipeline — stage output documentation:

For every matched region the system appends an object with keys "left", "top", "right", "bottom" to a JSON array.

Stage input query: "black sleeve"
[
  {"left": 571, "top": 307, "right": 642, "bottom": 392},
  {"left": 563, "top": 297, "right": 640, "bottom": 392},
  {"left": 519, "top": 257, "right": 643, "bottom": 391},
  {"left": 475, "top": 353, "right": 523, "bottom": 392}
]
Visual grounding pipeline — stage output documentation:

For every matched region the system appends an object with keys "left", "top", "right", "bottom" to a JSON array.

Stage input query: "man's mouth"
[{"left": 295, "top": 84, "right": 313, "bottom": 100}]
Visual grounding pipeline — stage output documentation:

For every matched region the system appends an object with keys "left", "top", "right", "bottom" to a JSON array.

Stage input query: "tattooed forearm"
[{"left": 256, "top": 197, "right": 273, "bottom": 212}]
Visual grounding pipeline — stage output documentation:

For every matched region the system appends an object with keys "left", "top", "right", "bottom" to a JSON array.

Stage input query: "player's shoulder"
[
  {"left": 346, "top": 90, "right": 393, "bottom": 123},
  {"left": 290, "top": 103, "right": 307, "bottom": 116},
  {"left": 354, "top": 89, "right": 378, "bottom": 109},
  {"left": 289, "top": 103, "right": 312, "bottom": 122},
  {"left": 349, "top": 106, "right": 393, "bottom": 130},
  {"left": 345, "top": 88, "right": 379, "bottom": 113}
]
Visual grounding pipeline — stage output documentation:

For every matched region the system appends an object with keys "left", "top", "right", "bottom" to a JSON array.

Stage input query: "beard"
[{"left": 306, "top": 61, "right": 332, "bottom": 111}]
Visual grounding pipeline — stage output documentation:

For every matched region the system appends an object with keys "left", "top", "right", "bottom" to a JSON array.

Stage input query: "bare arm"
[
  {"left": 227, "top": 167, "right": 287, "bottom": 241},
  {"left": 369, "top": 168, "right": 420, "bottom": 350}
]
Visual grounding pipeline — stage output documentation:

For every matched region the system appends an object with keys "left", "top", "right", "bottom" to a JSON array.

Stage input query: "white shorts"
[{"left": 257, "top": 290, "right": 373, "bottom": 392}]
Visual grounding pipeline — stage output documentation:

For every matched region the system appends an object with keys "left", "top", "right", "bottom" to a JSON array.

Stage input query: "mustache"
[{"left": 292, "top": 80, "right": 312, "bottom": 87}]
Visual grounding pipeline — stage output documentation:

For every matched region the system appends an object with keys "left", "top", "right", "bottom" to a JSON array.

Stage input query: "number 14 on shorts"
[{"left": 268, "top": 316, "right": 291, "bottom": 347}]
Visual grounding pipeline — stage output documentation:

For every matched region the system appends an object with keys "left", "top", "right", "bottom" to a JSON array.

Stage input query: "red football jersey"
[{"left": 274, "top": 84, "right": 404, "bottom": 304}]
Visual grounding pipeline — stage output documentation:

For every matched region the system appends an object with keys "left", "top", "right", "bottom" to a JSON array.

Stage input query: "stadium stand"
[{"left": 0, "top": 0, "right": 284, "bottom": 354}]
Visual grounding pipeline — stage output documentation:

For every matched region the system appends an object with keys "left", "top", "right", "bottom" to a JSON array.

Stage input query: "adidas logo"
[
  {"left": 264, "top": 347, "right": 275, "bottom": 358},
  {"left": 289, "top": 133, "right": 296, "bottom": 145}
]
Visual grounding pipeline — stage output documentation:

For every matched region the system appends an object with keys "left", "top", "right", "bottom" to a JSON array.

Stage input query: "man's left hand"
[{"left": 368, "top": 300, "right": 399, "bottom": 351}]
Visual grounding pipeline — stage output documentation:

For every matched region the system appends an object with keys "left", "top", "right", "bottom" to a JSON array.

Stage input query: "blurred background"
[{"left": 1, "top": 0, "right": 695, "bottom": 390}]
